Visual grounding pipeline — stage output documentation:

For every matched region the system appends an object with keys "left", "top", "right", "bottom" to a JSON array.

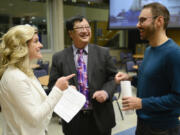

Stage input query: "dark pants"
[
  {"left": 62, "top": 110, "right": 111, "bottom": 135},
  {"left": 136, "top": 119, "right": 180, "bottom": 135}
]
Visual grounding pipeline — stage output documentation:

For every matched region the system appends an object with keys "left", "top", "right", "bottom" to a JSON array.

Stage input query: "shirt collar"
[{"left": 72, "top": 44, "right": 88, "bottom": 54}]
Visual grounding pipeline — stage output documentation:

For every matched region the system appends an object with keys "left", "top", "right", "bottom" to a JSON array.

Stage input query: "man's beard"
[{"left": 141, "top": 22, "right": 156, "bottom": 41}]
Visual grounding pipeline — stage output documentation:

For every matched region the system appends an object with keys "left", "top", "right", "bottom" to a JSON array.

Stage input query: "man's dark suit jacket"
[{"left": 48, "top": 44, "right": 117, "bottom": 133}]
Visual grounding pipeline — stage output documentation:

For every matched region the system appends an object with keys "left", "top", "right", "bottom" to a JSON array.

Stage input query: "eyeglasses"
[
  {"left": 73, "top": 26, "right": 91, "bottom": 32},
  {"left": 138, "top": 16, "right": 158, "bottom": 24}
]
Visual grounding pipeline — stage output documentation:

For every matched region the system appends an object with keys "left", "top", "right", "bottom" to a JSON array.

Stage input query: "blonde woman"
[{"left": 0, "top": 25, "right": 75, "bottom": 135}]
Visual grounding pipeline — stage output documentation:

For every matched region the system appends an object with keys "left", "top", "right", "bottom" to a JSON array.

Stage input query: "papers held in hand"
[{"left": 54, "top": 86, "right": 86, "bottom": 123}]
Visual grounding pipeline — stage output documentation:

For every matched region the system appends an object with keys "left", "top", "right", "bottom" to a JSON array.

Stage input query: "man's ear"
[
  {"left": 156, "top": 16, "right": 164, "bottom": 28},
  {"left": 68, "top": 30, "right": 73, "bottom": 39}
]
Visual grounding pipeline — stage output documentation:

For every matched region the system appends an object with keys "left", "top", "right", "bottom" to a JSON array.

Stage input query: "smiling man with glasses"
[
  {"left": 115, "top": 2, "right": 180, "bottom": 135},
  {"left": 48, "top": 15, "right": 117, "bottom": 135}
]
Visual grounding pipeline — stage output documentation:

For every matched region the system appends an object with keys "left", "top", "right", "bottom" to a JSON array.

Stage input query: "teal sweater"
[{"left": 135, "top": 39, "right": 180, "bottom": 129}]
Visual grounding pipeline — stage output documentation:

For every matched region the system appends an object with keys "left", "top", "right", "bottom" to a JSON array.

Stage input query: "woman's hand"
[{"left": 55, "top": 74, "right": 76, "bottom": 91}]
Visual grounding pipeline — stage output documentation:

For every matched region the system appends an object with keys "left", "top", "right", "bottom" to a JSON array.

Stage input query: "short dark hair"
[
  {"left": 66, "top": 15, "right": 88, "bottom": 31},
  {"left": 143, "top": 2, "right": 170, "bottom": 29}
]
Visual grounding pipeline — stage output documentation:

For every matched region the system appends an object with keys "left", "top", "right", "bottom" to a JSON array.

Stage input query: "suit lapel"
[
  {"left": 87, "top": 44, "right": 95, "bottom": 86},
  {"left": 66, "top": 47, "right": 78, "bottom": 87}
]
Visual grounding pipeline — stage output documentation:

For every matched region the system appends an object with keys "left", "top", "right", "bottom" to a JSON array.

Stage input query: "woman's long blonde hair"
[{"left": 0, "top": 24, "right": 38, "bottom": 79}]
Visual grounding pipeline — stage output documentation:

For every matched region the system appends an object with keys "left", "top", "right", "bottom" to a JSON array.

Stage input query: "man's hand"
[
  {"left": 115, "top": 72, "right": 130, "bottom": 84},
  {"left": 93, "top": 90, "right": 108, "bottom": 103},
  {"left": 55, "top": 74, "right": 76, "bottom": 91},
  {"left": 122, "top": 97, "right": 142, "bottom": 110}
]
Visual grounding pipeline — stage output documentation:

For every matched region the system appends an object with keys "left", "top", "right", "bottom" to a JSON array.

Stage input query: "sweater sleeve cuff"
[{"left": 142, "top": 98, "right": 148, "bottom": 109}]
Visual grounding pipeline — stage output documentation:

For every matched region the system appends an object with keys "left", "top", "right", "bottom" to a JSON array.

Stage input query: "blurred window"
[{"left": 0, "top": 0, "right": 51, "bottom": 50}]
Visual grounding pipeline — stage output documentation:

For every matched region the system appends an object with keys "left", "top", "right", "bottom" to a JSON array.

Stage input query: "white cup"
[{"left": 120, "top": 81, "right": 134, "bottom": 115}]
